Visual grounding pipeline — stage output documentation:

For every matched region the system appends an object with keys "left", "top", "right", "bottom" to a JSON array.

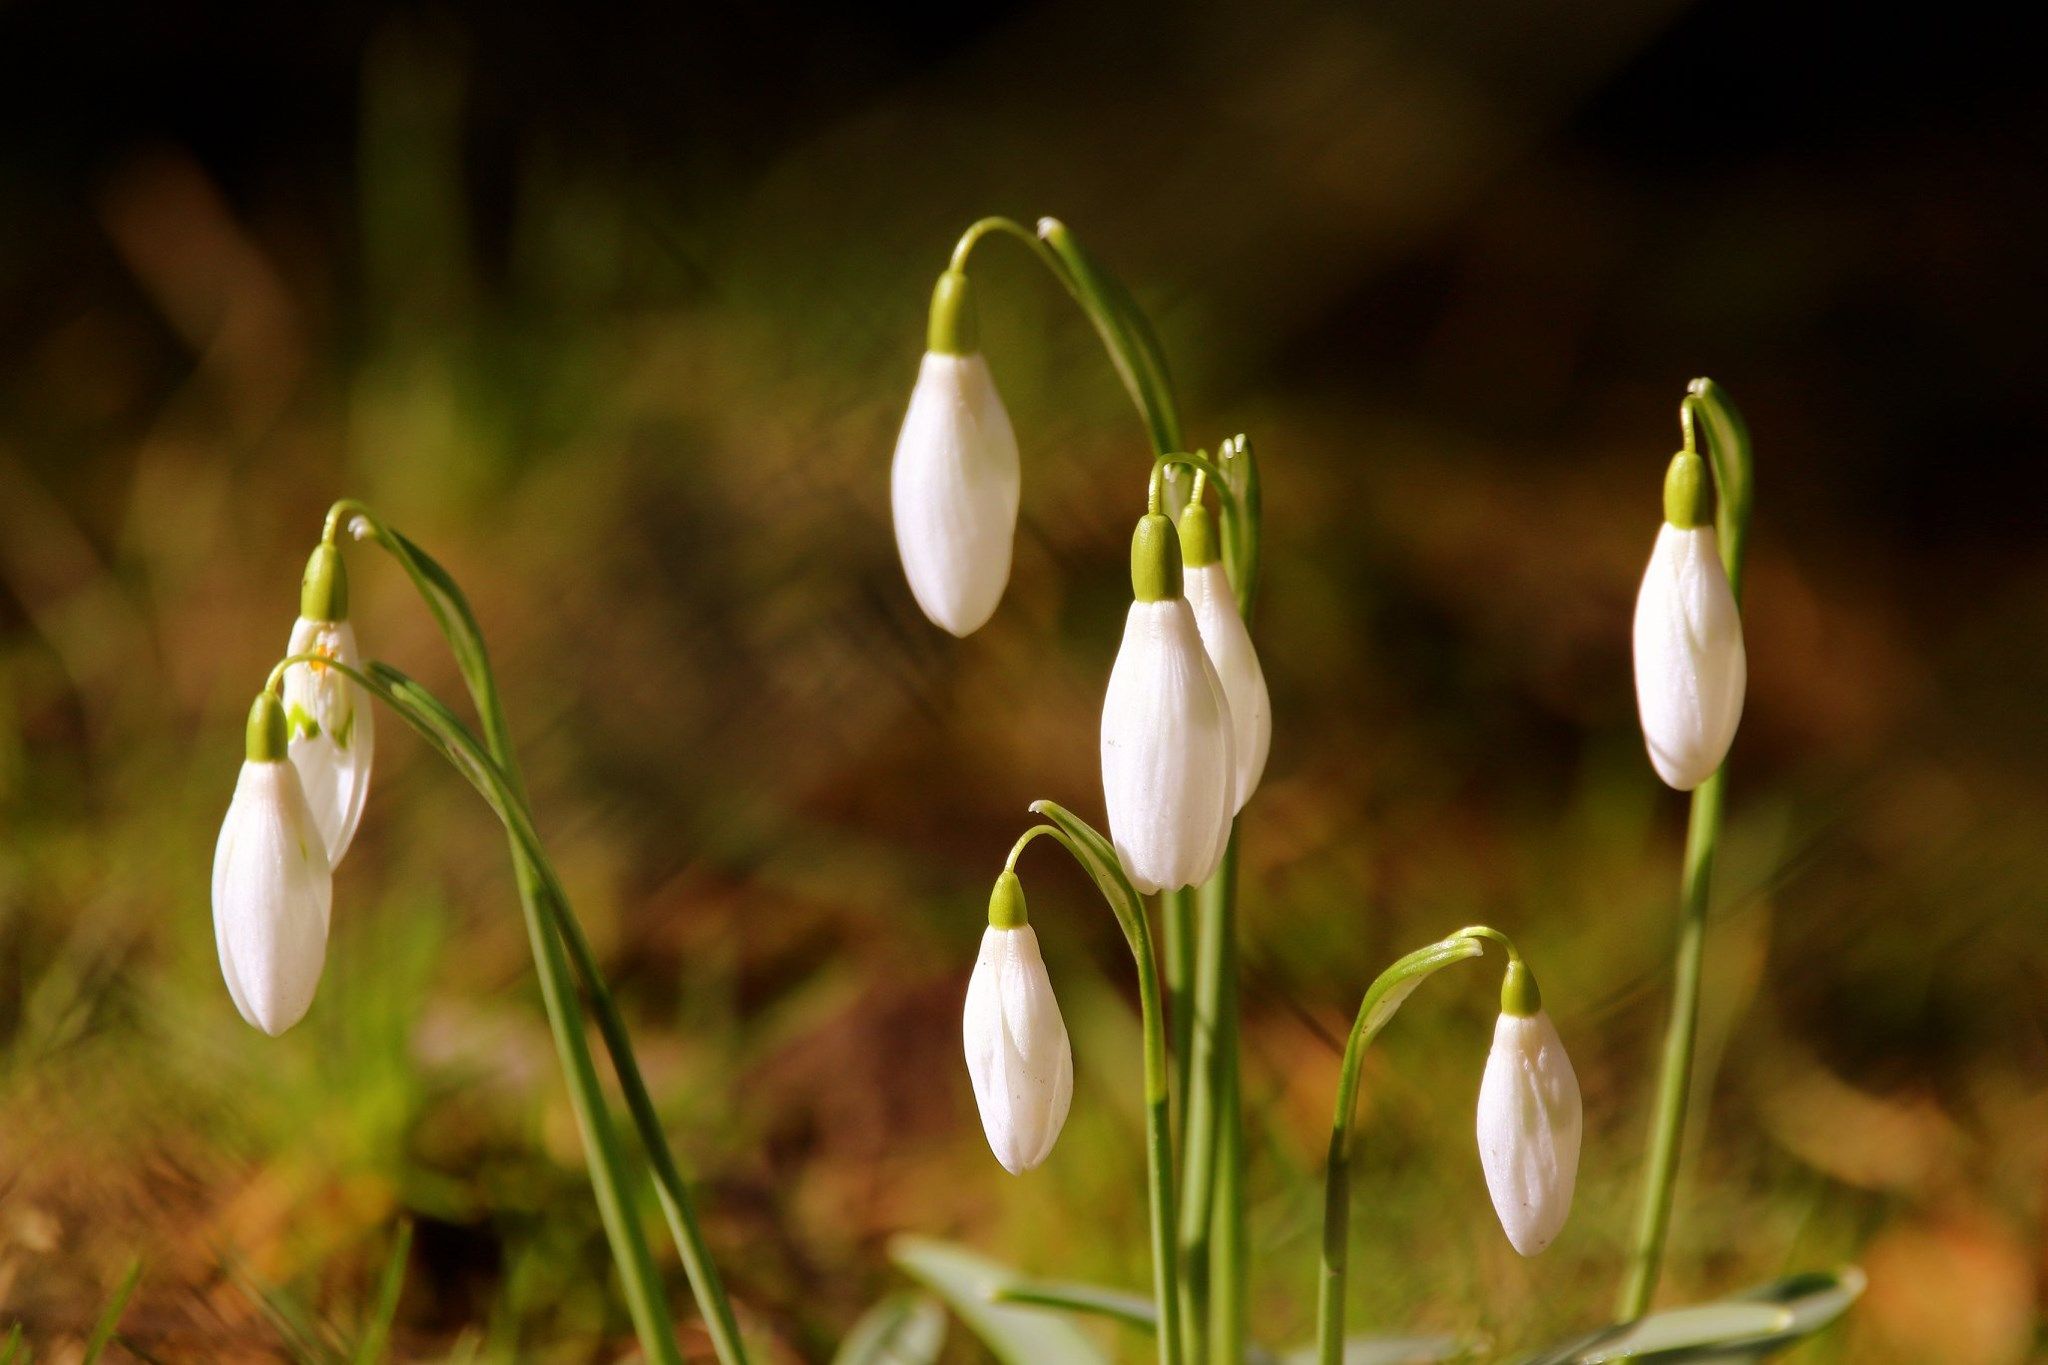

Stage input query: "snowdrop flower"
[
  {"left": 963, "top": 872, "right": 1073, "bottom": 1173},
  {"left": 1101, "top": 513, "right": 1235, "bottom": 894},
  {"left": 1179, "top": 502, "right": 1269, "bottom": 810},
  {"left": 1633, "top": 451, "right": 1746, "bottom": 791},
  {"left": 214, "top": 692, "right": 334, "bottom": 1036},
  {"left": 1475, "top": 961, "right": 1582, "bottom": 1256},
  {"left": 282, "top": 544, "right": 374, "bottom": 865},
  {"left": 891, "top": 270, "right": 1021, "bottom": 637}
]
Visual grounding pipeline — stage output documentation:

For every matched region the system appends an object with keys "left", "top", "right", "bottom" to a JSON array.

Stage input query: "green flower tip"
[
  {"left": 988, "top": 870, "right": 1029, "bottom": 928},
  {"left": 1177, "top": 501, "right": 1221, "bottom": 568},
  {"left": 1500, "top": 958, "right": 1542, "bottom": 1018},
  {"left": 300, "top": 543, "right": 349, "bottom": 621},
  {"left": 927, "top": 269, "right": 980, "bottom": 356},
  {"left": 1131, "top": 513, "right": 1183, "bottom": 602},
  {"left": 246, "top": 691, "right": 288, "bottom": 762},
  {"left": 1663, "top": 451, "right": 1710, "bottom": 529}
]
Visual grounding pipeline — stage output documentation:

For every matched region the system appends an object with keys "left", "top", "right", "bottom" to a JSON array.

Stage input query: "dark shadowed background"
[{"left": 2, "top": 1, "right": 2043, "bottom": 1360}]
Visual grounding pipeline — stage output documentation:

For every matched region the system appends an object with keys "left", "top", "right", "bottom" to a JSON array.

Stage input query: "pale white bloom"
[
  {"left": 214, "top": 756, "right": 334, "bottom": 1036},
  {"left": 1476, "top": 1009, "right": 1583, "bottom": 1256},
  {"left": 1632, "top": 523, "right": 1746, "bottom": 791},
  {"left": 1100, "top": 598, "right": 1236, "bottom": 894},
  {"left": 963, "top": 924, "right": 1073, "bottom": 1173},
  {"left": 890, "top": 351, "right": 1021, "bottom": 637},
  {"left": 282, "top": 617, "right": 375, "bottom": 865},
  {"left": 1184, "top": 562, "right": 1270, "bottom": 811}
]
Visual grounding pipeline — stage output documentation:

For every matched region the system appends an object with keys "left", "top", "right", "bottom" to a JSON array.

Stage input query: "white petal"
[
  {"left": 890, "top": 352, "right": 1021, "bottom": 637},
  {"left": 212, "top": 760, "right": 334, "bottom": 1036},
  {"left": 1185, "top": 562, "right": 1271, "bottom": 811},
  {"left": 1632, "top": 524, "right": 1746, "bottom": 791},
  {"left": 963, "top": 926, "right": 1073, "bottom": 1173},
  {"left": 1100, "top": 599, "right": 1236, "bottom": 894},
  {"left": 283, "top": 617, "right": 375, "bottom": 864},
  {"left": 1476, "top": 1011, "right": 1583, "bottom": 1256}
]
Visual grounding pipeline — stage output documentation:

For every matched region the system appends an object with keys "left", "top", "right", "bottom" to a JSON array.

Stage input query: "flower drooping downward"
[
  {"left": 1100, "top": 512, "right": 1236, "bottom": 894},
  {"left": 282, "top": 544, "right": 374, "bottom": 865},
  {"left": 1179, "top": 502, "right": 1269, "bottom": 811},
  {"left": 1475, "top": 959, "right": 1583, "bottom": 1256},
  {"left": 214, "top": 691, "right": 334, "bottom": 1036},
  {"left": 891, "top": 270, "right": 1022, "bottom": 637},
  {"left": 963, "top": 872, "right": 1074, "bottom": 1174},
  {"left": 1632, "top": 450, "right": 1746, "bottom": 791}
]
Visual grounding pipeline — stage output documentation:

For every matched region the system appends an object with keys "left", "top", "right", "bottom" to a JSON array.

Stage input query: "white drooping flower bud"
[
  {"left": 1632, "top": 452, "right": 1746, "bottom": 792},
  {"left": 214, "top": 693, "right": 334, "bottom": 1037},
  {"left": 1179, "top": 504, "right": 1269, "bottom": 811},
  {"left": 963, "top": 873, "right": 1073, "bottom": 1174},
  {"left": 282, "top": 545, "right": 374, "bottom": 865},
  {"left": 1475, "top": 963, "right": 1582, "bottom": 1257},
  {"left": 1101, "top": 514, "right": 1236, "bottom": 894},
  {"left": 890, "top": 271, "right": 1021, "bottom": 637}
]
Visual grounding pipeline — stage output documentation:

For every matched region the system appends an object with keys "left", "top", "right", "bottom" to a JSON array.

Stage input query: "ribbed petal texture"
[
  {"left": 1632, "top": 523, "right": 1746, "bottom": 791},
  {"left": 282, "top": 617, "right": 375, "bottom": 865},
  {"left": 1185, "top": 562, "right": 1270, "bottom": 811},
  {"left": 891, "top": 352, "right": 1022, "bottom": 636},
  {"left": 963, "top": 925, "right": 1074, "bottom": 1174},
  {"left": 1476, "top": 1010, "right": 1583, "bottom": 1256},
  {"left": 213, "top": 759, "right": 334, "bottom": 1036},
  {"left": 1100, "top": 599, "right": 1236, "bottom": 894}
]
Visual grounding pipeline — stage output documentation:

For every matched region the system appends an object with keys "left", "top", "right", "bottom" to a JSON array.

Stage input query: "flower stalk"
[
  {"left": 1618, "top": 379, "right": 1755, "bottom": 1320},
  {"left": 269, "top": 502, "right": 753, "bottom": 1365}
]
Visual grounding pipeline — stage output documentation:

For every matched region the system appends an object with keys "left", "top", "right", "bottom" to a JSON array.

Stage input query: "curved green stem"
[
  {"left": 1618, "top": 379, "right": 1753, "bottom": 1320},
  {"left": 1022, "top": 802, "right": 1185, "bottom": 1365},
  {"left": 1316, "top": 933, "right": 1489, "bottom": 1365},
  {"left": 949, "top": 216, "right": 1180, "bottom": 455},
  {"left": 319, "top": 503, "right": 752, "bottom": 1364},
  {"left": 269, "top": 644, "right": 688, "bottom": 1365}
]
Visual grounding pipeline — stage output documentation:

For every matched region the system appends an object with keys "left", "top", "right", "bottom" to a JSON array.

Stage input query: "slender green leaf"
[
  {"left": 1282, "top": 1337, "right": 1470, "bottom": 1364},
  {"left": 350, "top": 1221, "right": 414, "bottom": 1365},
  {"left": 81, "top": 1259, "right": 142, "bottom": 1365},
  {"left": 1515, "top": 1268, "right": 1862, "bottom": 1363},
  {"left": 890, "top": 1237, "right": 1106, "bottom": 1365},
  {"left": 832, "top": 1293, "right": 947, "bottom": 1365},
  {"left": 992, "top": 1280, "right": 1157, "bottom": 1331},
  {"left": 226, "top": 1255, "right": 347, "bottom": 1364},
  {"left": 1, "top": 1323, "right": 24, "bottom": 1365}
]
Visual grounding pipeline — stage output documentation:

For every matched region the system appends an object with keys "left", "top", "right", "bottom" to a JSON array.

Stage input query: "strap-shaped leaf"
[
  {"left": 1281, "top": 1337, "right": 1470, "bottom": 1364},
  {"left": 833, "top": 1293, "right": 947, "bottom": 1365},
  {"left": 890, "top": 1237, "right": 1106, "bottom": 1365},
  {"left": 993, "top": 1279, "right": 1157, "bottom": 1331},
  {"left": 1514, "top": 1267, "right": 1862, "bottom": 1363},
  {"left": 349, "top": 1222, "right": 414, "bottom": 1365}
]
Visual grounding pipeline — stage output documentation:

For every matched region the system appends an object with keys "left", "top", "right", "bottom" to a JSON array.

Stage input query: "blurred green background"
[{"left": 1, "top": 1, "right": 2043, "bottom": 1360}]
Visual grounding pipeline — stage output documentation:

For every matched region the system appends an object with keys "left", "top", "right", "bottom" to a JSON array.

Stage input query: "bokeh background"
[{"left": 2, "top": 1, "right": 2044, "bottom": 1360}]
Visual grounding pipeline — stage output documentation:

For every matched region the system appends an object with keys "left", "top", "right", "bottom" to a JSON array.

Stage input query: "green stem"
[
  {"left": 1617, "top": 379, "right": 1753, "bottom": 1319},
  {"left": 319, "top": 505, "right": 752, "bottom": 1363},
  {"left": 1176, "top": 832, "right": 1238, "bottom": 1362},
  {"left": 950, "top": 216, "right": 1180, "bottom": 456},
  {"left": 1007, "top": 815, "right": 1185, "bottom": 1365},
  {"left": 1316, "top": 934, "right": 1488, "bottom": 1365},
  {"left": 272, "top": 652, "right": 685, "bottom": 1365},
  {"left": 1619, "top": 774, "right": 1723, "bottom": 1318}
]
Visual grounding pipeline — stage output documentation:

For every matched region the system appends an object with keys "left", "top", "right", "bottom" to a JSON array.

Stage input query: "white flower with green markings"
[
  {"left": 1179, "top": 502, "right": 1269, "bottom": 811},
  {"left": 282, "top": 545, "right": 374, "bottom": 865},
  {"left": 1633, "top": 450, "right": 1746, "bottom": 792},
  {"left": 1101, "top": 513, "right": 1236, "bottom": 894},
  {"left": 963, "top": 872, "right": 1074, "bottom": 1174},
  {"left": 891, "top": 270, "right": 1022, "bottom": 637},
  {"left": 1475, "top": 961, "right": 1583, "bottom": 1256},
  {"left": 213, "top": 692, "right": 333, "bottom": 1036}
]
